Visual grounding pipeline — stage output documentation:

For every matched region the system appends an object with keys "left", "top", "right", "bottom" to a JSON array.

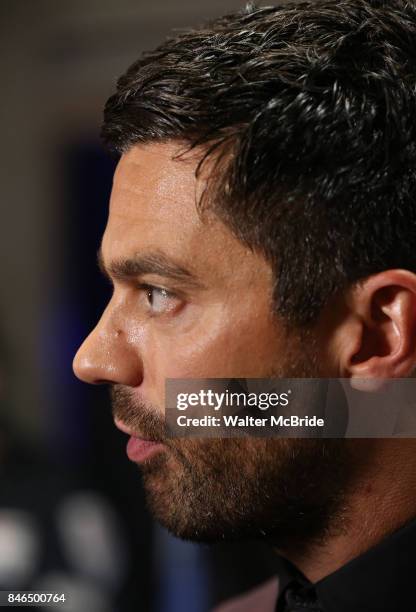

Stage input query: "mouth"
[{"left": 114, "top": 418, "right": 165, "bottom": 463}]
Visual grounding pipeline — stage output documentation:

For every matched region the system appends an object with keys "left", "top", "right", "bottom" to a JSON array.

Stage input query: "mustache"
[{"left": 111, "top": 385, "right": 166, "bottom": 443}]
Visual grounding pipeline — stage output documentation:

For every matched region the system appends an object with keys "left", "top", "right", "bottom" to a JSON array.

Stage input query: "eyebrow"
[{"left": 97, "top": 247, "right": 205, "bottom": 290}]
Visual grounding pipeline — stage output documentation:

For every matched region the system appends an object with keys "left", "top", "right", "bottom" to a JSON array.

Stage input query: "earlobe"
[{"left": 345, "top": 271, "right": 416, "bottom": 389}]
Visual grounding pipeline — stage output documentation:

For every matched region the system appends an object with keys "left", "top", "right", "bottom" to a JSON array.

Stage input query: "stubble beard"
[{"left": 111, "top": 332, "right": 354, "bottom": 551}]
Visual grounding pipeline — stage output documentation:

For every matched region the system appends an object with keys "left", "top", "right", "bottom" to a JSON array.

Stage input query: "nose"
[{"left": 73, "top": 304, "right": 143, "bottom": 387}]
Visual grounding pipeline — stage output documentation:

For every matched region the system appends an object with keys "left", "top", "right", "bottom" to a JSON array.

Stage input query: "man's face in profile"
[{"left": 73, "top": 141, "right": 350, "bottom": 546}]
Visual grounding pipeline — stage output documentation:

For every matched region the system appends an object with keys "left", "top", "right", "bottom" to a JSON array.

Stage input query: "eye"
[{"left": 139, "top": 284, "right": 180, "bottom": 315}]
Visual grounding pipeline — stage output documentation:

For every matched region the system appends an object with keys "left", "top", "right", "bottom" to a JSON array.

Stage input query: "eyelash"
[
  {"left": 103, "top": 276, "right": 182, "bottom": 316},
  {"left": 137, "top": 283, "right": 178, "bottom": 313}
]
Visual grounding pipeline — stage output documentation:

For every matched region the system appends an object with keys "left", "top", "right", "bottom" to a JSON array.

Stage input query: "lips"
[
  {"left": 114, "top": 417, "right": 138, "bottom": 436},
  {"left": 114, "top": 418, "right": 164, "bottom": 463},
  {"left": 114, "top": 417, "right": 153, "bottom": 440},
  {"left": 126, "top": 436, "right": 164, "bottom": 462}
]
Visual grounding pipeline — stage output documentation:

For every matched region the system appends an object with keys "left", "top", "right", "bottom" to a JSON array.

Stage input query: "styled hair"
[{"left": 102, "top": 0, "right": 416, "bottom": 325}]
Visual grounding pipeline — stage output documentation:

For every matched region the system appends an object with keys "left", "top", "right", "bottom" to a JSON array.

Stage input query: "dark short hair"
[{"left": 102, "top": 0, "right": 416, "bottom": 325}]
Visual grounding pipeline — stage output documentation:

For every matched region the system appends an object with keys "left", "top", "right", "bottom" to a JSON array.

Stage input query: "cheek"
[{"left": 142, "top": 305, "right": 285, "bottom": 406}]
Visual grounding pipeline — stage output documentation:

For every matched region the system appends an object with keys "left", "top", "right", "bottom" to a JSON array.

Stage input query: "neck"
[{"left": 277, "top": 439, "right": 416, "bottom": 583}]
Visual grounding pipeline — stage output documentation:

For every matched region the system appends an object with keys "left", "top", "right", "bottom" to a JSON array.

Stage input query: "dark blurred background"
[{"left": 0, "top": 2, "right": 280, "bottom": 611}]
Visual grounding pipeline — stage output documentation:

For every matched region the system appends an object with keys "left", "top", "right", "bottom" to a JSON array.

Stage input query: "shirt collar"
[
  {"left": 275, "top": 517, "right": 416, "bottom": 612},
  {"left": 314, "top": 516, "right": 416, "bottom": 612}
]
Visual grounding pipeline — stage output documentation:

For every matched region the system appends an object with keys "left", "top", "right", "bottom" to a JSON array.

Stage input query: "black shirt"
[{"left": 276, "top": 517, "right": 416, "bottom": 612}]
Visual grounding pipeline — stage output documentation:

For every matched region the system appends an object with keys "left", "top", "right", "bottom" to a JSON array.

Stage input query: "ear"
[{"left": 326, "top": 270, "right": 416, "bottom": 390}]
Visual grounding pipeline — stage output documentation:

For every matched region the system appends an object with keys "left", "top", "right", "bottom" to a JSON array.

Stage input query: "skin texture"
[{"left": 73, "top": 141, "right": 416, "bottom": 582}]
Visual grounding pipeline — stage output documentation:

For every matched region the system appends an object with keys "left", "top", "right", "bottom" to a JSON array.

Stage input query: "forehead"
[
  {"left": 106, "top": 142, "right": 205, "bottom": 257},
  {"left": 102, "top": 141, "right": 271, "bottom": 287}
]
